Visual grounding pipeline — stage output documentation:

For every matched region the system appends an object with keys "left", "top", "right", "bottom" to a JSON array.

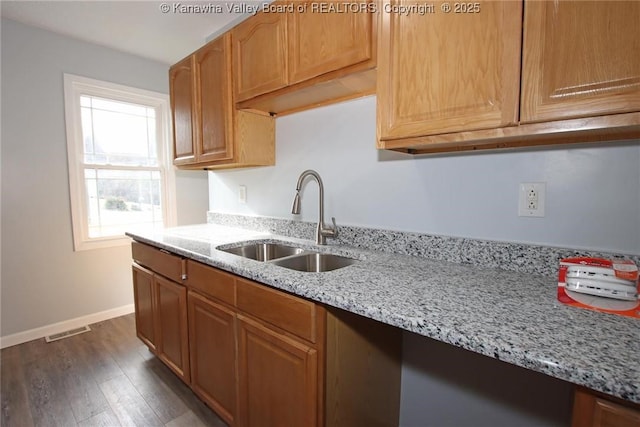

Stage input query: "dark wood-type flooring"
[{"left": 1, "top": 314, "right": 227, "bottom": 427}]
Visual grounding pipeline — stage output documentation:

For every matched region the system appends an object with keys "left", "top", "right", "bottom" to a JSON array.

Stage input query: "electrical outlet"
[
  {"left": 526, "top": 188, "right": 539, "bottom": 210},
  {"left": 238, "top": 185, "right": 247, "bottom": 204},
  {"left": 518, "top": 182, "right": 545, "bottom": 217}
]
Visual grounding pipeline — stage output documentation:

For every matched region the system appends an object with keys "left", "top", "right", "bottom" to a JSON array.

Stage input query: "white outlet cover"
[
  {"left": 238, "top": 185, "right": 247, "bottom": 204},
  {"left": 518, "top": 182, "right": 546, "bottom": 217}
]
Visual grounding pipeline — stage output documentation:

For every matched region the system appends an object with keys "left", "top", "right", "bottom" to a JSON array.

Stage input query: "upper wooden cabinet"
[
  {"left": 232, "top": 10, "right": 288, "bottom": 101},
  {"left": 169, "top": 57, "right": 195, "bottom": 165},
  {"left": 169, "top": 33, "right": 275, "bottom": 169},
  {"left": 521, "top": 1, "right": 640, "bottom": 124},
  {"left": 232, "top": 1, "right": 377, "bottom": 115},
  {"left": 288, "top": 2, "right": 373, "bottom": 84},
  {"left": 377, "top": 0, "right": 640, "bottom": 155},
  {"left": 193, "top": 36, "right": 233, "bottom": 163},
  {"left": 377, "top": 0, "right": 522, "bottom": 140}
]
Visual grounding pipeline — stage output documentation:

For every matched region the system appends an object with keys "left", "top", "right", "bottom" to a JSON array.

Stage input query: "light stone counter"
[{"left": 126, "top": 220, "right": 639, "bottom": 404}]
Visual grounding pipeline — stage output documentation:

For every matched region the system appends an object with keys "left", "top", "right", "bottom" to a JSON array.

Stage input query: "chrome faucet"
[{"left": 291, "top": 170, "right": 338, "bottom": 245}]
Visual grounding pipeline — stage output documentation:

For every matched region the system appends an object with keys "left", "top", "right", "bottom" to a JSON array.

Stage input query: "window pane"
[
  {"left": 85, "top": 168, "right": 163, "bottom": 238},
  {"left": 91, "top": 97, "right": 148, "bottom": 117},
  {"left": 81, "top": 96, "right": 158, "bottom": 166},
  {"left": 81, "top": 106, "right": 95, "bottom": 156}
]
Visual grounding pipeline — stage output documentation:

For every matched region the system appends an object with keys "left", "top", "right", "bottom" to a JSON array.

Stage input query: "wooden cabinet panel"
[
  {"left": 232, "top": 10, "right": 288, "bottom": 102},
  {"left": 170, "top": 33, "right": 275, "bottom": 170},
  {"left": 155, "top": 275, "right": 190, "bottom": 383},
  {"left": 522, "top": 1, "right": 640, "bottom": 124},
  {"left": 133, "top": 245, "right": 402, "bottom": 427},
  {"left": 572, "top": 388, "right": 640, "bottom": 427},
  {"left": 186, "top": 260, "right": 236, "bottom": 306},
  {"left": 233, "top": 2, "right": 376, "bottom": 115},
  {"left": 288, "top": 0, "right": 373, "bottom": 84},
  {"left": 132, "top": 263, "right": 156, "bottom": 352},
  {"left": 169, "top": 56, "right": 195, "bottom": 165},
  {"left": 194, "top": 35, "right": 233, "bottom": 162},
  {"left": 132, "top": 257, "right": 189, "bottom": 383},
  {"left": 325, "top": 309, "right": 401, "bottom": 427},
  {"left": 131, "top": 241, "right": 185, "bottom": 283},
  {"left": 237, "top": 278, "right": 317, "bottom": 343},
  {"left": 237, "top": 315, "right": 317, "bottom": 427},
  {"left": 188, "top": 291, "right": 237, "bottom": 425},
  {"left": 377, "top": 0, "right": 522, "bottom": 140}
]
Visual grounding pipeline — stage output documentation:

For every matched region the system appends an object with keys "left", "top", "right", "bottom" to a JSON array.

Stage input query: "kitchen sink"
[
  {"left": 271, "top": 253, "right": 357, "bottom": 272},
  {"left": 218, "top": 241, "right": 358, "bottom": 272},
  {"left": 218, "top": 242, "right": 305, "bottom": 261}
]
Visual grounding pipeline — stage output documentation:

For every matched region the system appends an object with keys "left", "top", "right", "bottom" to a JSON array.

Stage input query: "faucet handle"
[{"left": 323, "top": 217, "right": 338, "bottom": 238}]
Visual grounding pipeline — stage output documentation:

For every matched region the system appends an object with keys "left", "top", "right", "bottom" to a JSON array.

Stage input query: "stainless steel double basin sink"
[{"left": 217, "top": 241, "right": 357, "bottom": 272}]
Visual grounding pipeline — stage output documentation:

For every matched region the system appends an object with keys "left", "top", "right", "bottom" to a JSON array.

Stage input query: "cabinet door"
[
  {"left": 288, "top": 1, "right": 374, "bottom": 84},
  {"left": 188, "top": 291, "right": 237, "bottom": 425},
  {"left": 132, "top": 264, "right": 156, "bottom": 352},
  {"left": 521, "top": 1, "right": 640, "bottom": 124},
  {"left": 155, "top": 275, "right": 190, "bottom": 383},
  {"left": 237, "top": 315, "right": 318, "bottom": 427},
  {"left": 572, "top": 388, "right": 640, "bottom": 427},
  {"left": 232, "top": 9, "right": 288, "bottom": 101},
  {"left": 377, "top": 1, "right": 522, "bottom": 140},
  {"left": 169, "top": 56, "right": 195, "bottom": 165},
  {"left": 194, "top": 34, "right": 234, "bottom": 163}
]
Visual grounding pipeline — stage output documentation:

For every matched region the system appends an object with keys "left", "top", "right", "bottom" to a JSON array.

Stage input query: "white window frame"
[{"left": 64, "top": 74, "right": 176, "bottom": 251}]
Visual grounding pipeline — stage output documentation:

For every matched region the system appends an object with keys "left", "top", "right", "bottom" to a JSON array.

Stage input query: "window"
[{"left": 64, "top": 74, "right": 175, "bottom": 250}]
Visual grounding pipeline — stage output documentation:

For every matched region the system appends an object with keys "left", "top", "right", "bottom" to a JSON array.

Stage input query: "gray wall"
[
  {"left": 0, "top": 19, "right": 208, "bottom": 339},
  {"left": 209, "top": 96, "right": 640, "bottom": 255},
  {"left": 209, "top": 95, "right": 639, "bottom": 425}
]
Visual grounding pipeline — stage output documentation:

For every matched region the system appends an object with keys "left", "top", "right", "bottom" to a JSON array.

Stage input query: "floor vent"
[{"left": 45, "top": 325, "right": 91, "bottom": 343}]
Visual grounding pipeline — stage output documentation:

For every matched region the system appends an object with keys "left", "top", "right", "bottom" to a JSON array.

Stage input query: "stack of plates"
[{"left": 565, "top": 265, "right": 638, "bottom": 301}]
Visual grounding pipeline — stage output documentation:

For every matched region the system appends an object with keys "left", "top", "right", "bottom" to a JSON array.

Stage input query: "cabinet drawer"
[
  {"left": 131, "top": 242, "right": 185, "bottom": 283},
  {"left": 186, "top": 261, "right": 236, "bottom": 306},
  {"left": 237, "top": 279, "right": 317, "bottom": 343}
]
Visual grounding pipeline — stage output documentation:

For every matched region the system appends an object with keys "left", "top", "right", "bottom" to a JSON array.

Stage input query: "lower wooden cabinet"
[
  {"left": 237, "top": 315, "right": 319, "bottom": 427},
  {"left": 572, "top": 388, "right": 640, "bottom": 427},
  {"left": 132, "top": 264, "right": 190, "bottom": 383},
  {"left": 132, "top": 263, "right": 156, "bottom": 352},
  {"left": 188, "top": 290, "right": 238, "bottom": 425},
  {"left": 132, "top": 242, "right": 402, "bottom": 427},
  {"left": 187, "top": 261, "right": 324, "bottom": 427},
  {"left": 154, "top": 275, "right": 190, "bottom": 383}
]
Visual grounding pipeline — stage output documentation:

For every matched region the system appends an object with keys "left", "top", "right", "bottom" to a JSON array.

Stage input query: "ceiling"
[{"left": 1, "top": 0, "right": 260, "bottom": 65}]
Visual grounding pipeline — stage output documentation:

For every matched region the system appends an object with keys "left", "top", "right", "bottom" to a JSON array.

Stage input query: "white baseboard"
[{"left": 0, "top": 304, "right": 135, "bottom": 349}]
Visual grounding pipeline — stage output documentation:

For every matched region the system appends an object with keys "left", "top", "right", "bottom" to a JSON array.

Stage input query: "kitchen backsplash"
[{"left": 207, "top": 212, "right": 640, "bottom": 278}]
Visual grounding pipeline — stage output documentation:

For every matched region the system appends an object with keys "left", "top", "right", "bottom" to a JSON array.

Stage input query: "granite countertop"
[{"left": 126, "top": 223, "right": 640, "bottom": 404}]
